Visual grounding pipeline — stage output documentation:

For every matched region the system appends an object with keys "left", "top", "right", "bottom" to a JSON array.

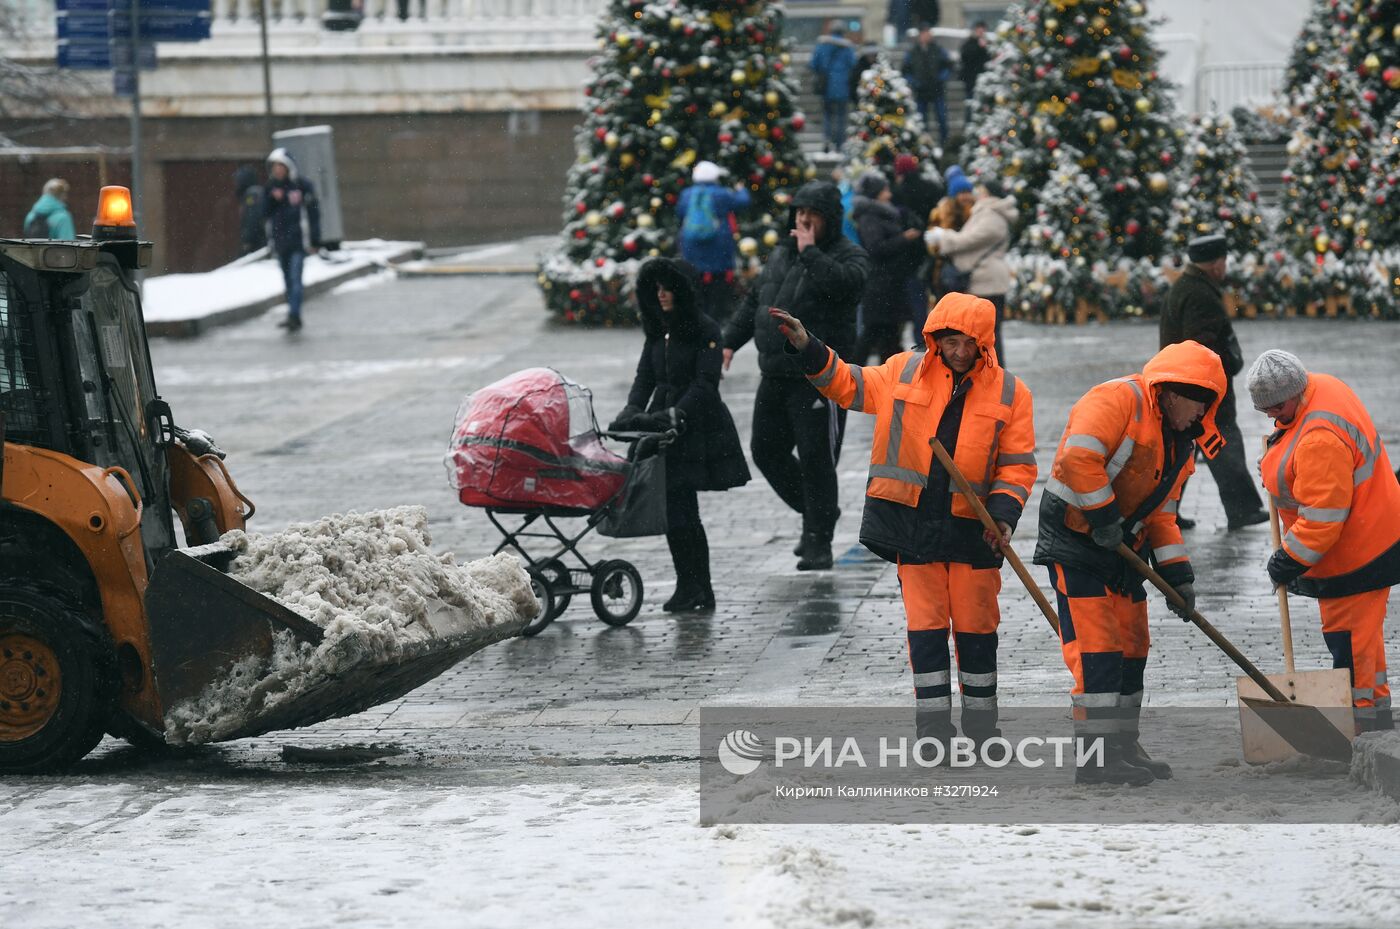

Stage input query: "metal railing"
[{"left": 1195, "top": 61, "right": 1286, "bottom": 114}]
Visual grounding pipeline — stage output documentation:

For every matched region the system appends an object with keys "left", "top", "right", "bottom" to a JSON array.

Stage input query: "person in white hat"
[
  {"left": 1249, "top": 349, "right": 1399, "bottom": 732},
  {"left": 676, "top": 160, "right": 750, "bottom": 324}
]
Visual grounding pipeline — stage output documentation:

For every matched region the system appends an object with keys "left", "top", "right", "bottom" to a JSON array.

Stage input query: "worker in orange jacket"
[
  {"left": 1035, "top": 341, "right": 1228, "bottom": 786},
  {"left": 772, "top": 293, "right": 1036, "bottom": 744},
  {"left": 1248, "top": 350, "right": 1398, "bottom": 732}
]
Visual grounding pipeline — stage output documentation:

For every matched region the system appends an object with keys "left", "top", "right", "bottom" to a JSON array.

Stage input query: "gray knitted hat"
[{"left": 1247, "top": 350, "right": 1308, "bottom": 410}]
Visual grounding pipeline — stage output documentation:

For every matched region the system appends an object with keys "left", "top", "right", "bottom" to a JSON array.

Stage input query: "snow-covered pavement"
[{"left": 6, "top": 263, "right": 1400, "bottom": 927}]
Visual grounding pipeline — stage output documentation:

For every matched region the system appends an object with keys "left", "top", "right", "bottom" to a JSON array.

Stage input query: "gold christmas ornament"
[
  {"left": 762, "top": 229, "right": 780, "bottom": 247},
  {"left": 669, "top": 15, "right": 683, "bottom": 30},
  {"left": 1045, "top": 17, "right": 1058, "bottom": 31},
  {"left": 804, "top": 165, "right": 818, "bottom": 179},
  {"left": 619, "top": 152, "right": 635, "bottom": 168},
  {"left": 1341, "top": 213, "right": 1354, "bottom": 228},
  {"left": 738, "top": 236, "right": 759, "bottom": 257},
  {"left": 629, "top": 66, "right": 642, "bottom": 79},
  {"left": 636, "top": 214, "right": 655, "bottom": 228},
  {"left": 585, "top": 210, "right": 603, "bottom": 227},
  {"left": 1315, "top": 233, "right": 1330, "bottom": 253},
  {"left": 698, "top": 56, "right": 712, "bottom": 70},
  {"left": 1394, "top": 23, "right": 1400, "bottom": 41},
  {"left": 659, "top": 135, "right": 677, "bottom": 150},
  {"left": 731, "top": 69, "right": 747, "bottom": 85},
  {"left": 1365, "top": 53, "right": 1382, "bottom": 72},
  {"left": 1099, "top": 114, "right": 1118, "bottom": 132},
  {"left": 604, "top": 131, "right": 619, "bottom": 148},
  {"left": 1134, "top": 96, "right": 1151, "bottom": 114},
  {"left": 1148, "top": 172, "right": 1169, "bottom": 194},
  {"left": 650, "top": 197, "right": 663, "bottom": 209},
  {"left": 616, "top": 32, "right": 631, "bottom": 46},
  {"left": 650, "top": 109, "right": 662, "bottom": 123},
  {"left": 765, "top": 90, "right": 780, "bottom": 106}
]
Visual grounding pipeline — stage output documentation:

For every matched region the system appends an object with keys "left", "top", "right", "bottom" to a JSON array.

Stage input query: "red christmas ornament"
[
  {"left": 686, "top": 104, "right": 698, "bottom": 114},
  {"left": 642, "top": 174, "right": 654, "bottom": 186},
  {"left": 1035, "top": 65, "right": 1049, "bottom": 79},
  {"left": 609, "top": 203, "right": 625, "bottom": 219},
  {"left": 1125, "top": 219, "right": 1141, "bottom": 235},
  {"left": 718, "top": 132, "right": 734, "bottom": 144},
  {"left": 1065, "top": 36, "right": 1076, "bottom": 47},
  {"left": 569, "top": 289, "right": 582, "bottom": 301},
  {"left": 1068, "top": 91, "right": 1080, "bottom": 103},
  {"left": 1046, "top": 137, "right": 1059, "bottom": 150},
  {"left": 1074, "top": 205, "right": 1087, "bottom": 216},
  {"left": 1365, "top": 89, "right": 1379, "bottom": 104},
  {"left": 595, "top": 257, "right": 607, "bottom": 267},
  {"left": 574, "top": 230, "right": 586, "bottom": 240},
  {"left": 662, "top": 68, "right": 673, "bottom": 78},
  {"left": 1378, "top": 193, "right": 1389, "bottom": 205},
  {"left": 1347, "top": 155, "right": 1362, "bottom": 171},
  {"left": 684, "top": 25, "right": 694, "bottom": 36},
  {"left": 576, "top": 202, "right": 587, "bottom": 214},
  {"left": 792, "top": 114, "right": 806, "bottom": 131},
  {"left": 753, "top": 30, "right": 765, "bottom": 41},
  {"left": 979, "top": 135, "right": 991, "bottom": 145},
  {"left": 1248, "top": 191, "right": 1258, "bottom": 202},
  {"left": 665, "top": 193, "right": 678, "bottom": 204},
  {"left": 1321, "top": 199, "right": 1332, "bottom": 211},
  {"left": 623, "top": 238, "right": 639, "bottom": 254},
  {"left": 1273, "top": 250, "right": 1285, "bottom": 263},
  {"left": 1114, "top": 182, "right": 1127, "bottom": 193},
  {"left": 1118, "top": 46, "right": 1132, "bottom": 60},
  {"left": 757, "top": 153, "right": 775, "bottom": 168},
  {"left": 595, "top": 127, "right": 608, "bottom": 140},
  {"left": 774, "top": 61, "right": 784, "bottom": 72},
  {"left": 771, "top": 126, "right": 785, "bottom": 141},
  {"left": 1159, "top": 152, "right": 1173, "bottom": 166},
  {"left": 1385, "top": 67, "right": 1400, "bottom": 87}
]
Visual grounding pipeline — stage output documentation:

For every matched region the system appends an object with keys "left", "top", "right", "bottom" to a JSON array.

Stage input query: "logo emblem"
[{"left": 717, "top": 729, "right": 765, "bottom": 776}]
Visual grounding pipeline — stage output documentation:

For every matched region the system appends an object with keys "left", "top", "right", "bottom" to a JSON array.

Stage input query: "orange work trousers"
[
  {"left": 897, "top": 560, "right": 1001, "bottom": 715},
  {"left": 1320, "top": 586, "right": 1393, "bottom": 731},
  {"left": 1049, "top": 563, "right": 1149, "bottom": 736}
]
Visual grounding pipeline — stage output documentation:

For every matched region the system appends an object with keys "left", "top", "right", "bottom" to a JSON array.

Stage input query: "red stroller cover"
[{"left": 447, "top": 367, "right": 628, "bottom": 510}]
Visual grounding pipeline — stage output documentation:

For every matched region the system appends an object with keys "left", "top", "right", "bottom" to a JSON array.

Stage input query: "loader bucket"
[{"left": 144, "top": 549, "right": 522, "bottom": 744}]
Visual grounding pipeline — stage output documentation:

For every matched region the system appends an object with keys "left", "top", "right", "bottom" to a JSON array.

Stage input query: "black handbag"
[{"left": 598, "top": 446, "right": 669, "bottom": 538}]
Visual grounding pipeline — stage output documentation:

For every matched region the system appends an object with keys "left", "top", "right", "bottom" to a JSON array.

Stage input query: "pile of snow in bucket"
[{"left": 163, "top": 506, "right": 536, "bottom": 745}]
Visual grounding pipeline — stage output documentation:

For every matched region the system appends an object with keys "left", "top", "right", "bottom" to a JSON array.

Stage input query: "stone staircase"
[{"left": 1245, "top": 141, "right": 1290, "bottom": 209}]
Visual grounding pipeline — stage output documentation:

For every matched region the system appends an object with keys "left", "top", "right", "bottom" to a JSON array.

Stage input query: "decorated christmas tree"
[
  {"left": 1351, "top": 104, "right": 1400, "bottom": 317},
  {"left": 1168, "top": 112, "right": 1268, "bottom": 258},
  {"left": 1277, "top": 57, "right": 1377, "bottom": 268},
  {"left": 1285, "top": 0, "right": 1340, "bottom": 98},
  {"left": 1337, "top": 0, "right": 1400, "bottom": 121},
  {"left": 961, "top": 0, "right": 1180, "bottom": 260},
  {"left": 538, "top": 0, "right": 812, "bottom": 325},
  {"left": 844, "top": 56, "right": 936, "bottom": 176},
  {"left": 1010, "top": 146, "right": 1110, "bottom": 320}
]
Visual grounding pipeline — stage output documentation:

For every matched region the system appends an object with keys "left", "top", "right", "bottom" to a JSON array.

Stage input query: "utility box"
[{"left": 271, "top": 125, "right": 345, "bottom": 249}]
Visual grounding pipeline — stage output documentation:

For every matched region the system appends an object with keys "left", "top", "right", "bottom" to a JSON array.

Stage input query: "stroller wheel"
[
  {"left": 591, "top": 559, "right": 644, "bottom": 627},
  {"left": 521, "top": 569, "right": 556, "bottom": 637},
  {"left": 539, "top": 559, "right": 573, "bottom": 620}
]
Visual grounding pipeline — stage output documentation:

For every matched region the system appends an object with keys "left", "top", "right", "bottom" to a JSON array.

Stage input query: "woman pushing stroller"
[{"left": 610, "top": 258, "right": 751, "bottom": 613}]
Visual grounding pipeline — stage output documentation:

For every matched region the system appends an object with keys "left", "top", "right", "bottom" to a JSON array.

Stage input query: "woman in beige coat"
[{"left": 926, "top": 178, "right": 1017, "bottom": 365}]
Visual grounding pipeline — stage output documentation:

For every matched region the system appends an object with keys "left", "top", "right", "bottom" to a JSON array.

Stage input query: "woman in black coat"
[
  {"left": 851, "top": 171, "right": 925, "bottom": 362},
  {"left": 610, "top": 258, "right": 751, "bottom": 612}
]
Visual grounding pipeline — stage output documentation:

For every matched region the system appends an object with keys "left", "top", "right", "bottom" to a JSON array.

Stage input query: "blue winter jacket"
[
  {"left": 677, "top": 183, "right": 751, "bottom": 274},
  {"left": 24, "top": 194, "right": 76, "bottom": 240},
  {"left": 811, "top": 35, "right": 858, "bottom": 102}
]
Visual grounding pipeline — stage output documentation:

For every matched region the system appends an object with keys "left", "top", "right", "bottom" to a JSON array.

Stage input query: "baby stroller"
[{"left": 446, "top": 367, "right": 675, "bottom": 636}]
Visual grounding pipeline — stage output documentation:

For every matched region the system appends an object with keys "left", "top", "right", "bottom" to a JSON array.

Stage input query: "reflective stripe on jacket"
[
  {"left": 1261, "top": 373, "right": 1400, "bottom": 598},
  {"left": 804, "top": 292, "right": 1036, "bottom": 561},
  {"left": 1034, "top": 340, "right": 1228, "bottom": 591}
]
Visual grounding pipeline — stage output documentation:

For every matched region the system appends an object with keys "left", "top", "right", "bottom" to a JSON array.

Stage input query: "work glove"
[
  {"left": 1167, "top": 582, "right": 1196, "bottom": 621},
  {"left": 1090, "top": 523, "right": 1124, "bottom": 551},
  {"left": 1267, "top": 547, "right": 1310, "bottom": 588},
  {"left": 607, "top": 407, "right": 642, "bottom": 431}
]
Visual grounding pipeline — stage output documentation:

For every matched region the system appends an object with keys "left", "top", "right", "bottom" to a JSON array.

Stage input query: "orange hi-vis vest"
[
  {"left": 1035, "top": 341, "right": 1227, "bottom": 583},
  {"left": 807, "top": 292, "right": 1036, "bottom": 521},
  {"left": 1261, "top": 373, "right": 1400, "bottom": 598}
]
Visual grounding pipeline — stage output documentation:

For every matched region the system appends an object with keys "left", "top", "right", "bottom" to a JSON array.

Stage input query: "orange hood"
[
  {"left": 1142, "top": 340, "right": 1228, "bottom": 459},
  {"left": 922, "top": 292, "right": 1000, "bottom": 371}
]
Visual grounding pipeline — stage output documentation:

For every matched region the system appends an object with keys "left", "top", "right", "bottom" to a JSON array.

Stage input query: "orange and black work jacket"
[
  {"left": 794, "top": 292, "right": 1036, "bottom": 567},
  {"left": 1261, "top": 373, "right": 1400, "bottom": 599},
  {"left": 1033, "top": 341, "right": 1227, "bottom": 592}
]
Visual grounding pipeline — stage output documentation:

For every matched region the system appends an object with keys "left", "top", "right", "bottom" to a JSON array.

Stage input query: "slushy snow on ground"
[{"left": 163, "top": 506, "right": 535, "bottom": 744}]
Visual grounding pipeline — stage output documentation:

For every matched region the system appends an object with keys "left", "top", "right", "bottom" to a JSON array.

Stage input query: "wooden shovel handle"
[
  {"left": 929, "top": 439, "right": 1060, "bottom": 635},
  {"left": 1263, "top": 438, "right": 1297, "bottom": 674},
  {"left": 1116, "top": 543, "right": 1290, "bottom": 703}
]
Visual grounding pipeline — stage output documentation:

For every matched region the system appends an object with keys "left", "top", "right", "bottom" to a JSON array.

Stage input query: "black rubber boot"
[
  {"left": 666, "top": 527, "right": 714, "bottom": 613},
  {"left": 1120, "top": 736, "right": 1173, "bottom": 779},
  {"left": 796, "top": 533, "right": 833, "bottom": 571},
  {"left": 960, "top": 707, "right": 1003, "bottom": 758},
  {"left": 1074, "top": 736, "right": 1156, "bottom": 787},
  {"left": 663, "top": 529, "right": 697, "bottom": 613}
]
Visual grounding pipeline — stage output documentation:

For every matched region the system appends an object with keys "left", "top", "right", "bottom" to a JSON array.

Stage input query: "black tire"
[
  {"left": 0, "top": 584, "right": 114, "bottom": 774},
  {"left": 539, "top": 559, "right": 573, "bottom": 619},
  {"left": 591, "top": 559, "right": 644, "bottom": 627},
  {"left": 520, "top": 569, "right": 556, "bottom": 638}
]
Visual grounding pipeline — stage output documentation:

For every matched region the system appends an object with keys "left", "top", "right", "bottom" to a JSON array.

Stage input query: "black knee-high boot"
[
  {"left": 664, "top": 529, "right": 697, "bottom": 612},
  {"left": 665, "top": 526, "right": 714, "bottom": 613}
]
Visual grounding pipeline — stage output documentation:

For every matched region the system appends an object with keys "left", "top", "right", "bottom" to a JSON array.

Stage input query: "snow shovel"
[
  {"left": 1235, "top": 465, "right": 1354, "bottom": 762},
  {"left": 1117, "top": 543, "right": 1353, "bottom": 763},
  {"left": 930, "top": 439, "right": 1059, "bottom": 635}
]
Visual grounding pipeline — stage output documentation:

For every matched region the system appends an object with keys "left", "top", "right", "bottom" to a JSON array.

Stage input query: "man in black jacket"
[
  {"left": 263, "top": 148, "right": 322, "bottom": 332},
  {"left": 1160, "top": 233, "right": 1268, "bottom": 531},
  {"left": 723, "top": 181, "right": 869, "bottom": 569}
]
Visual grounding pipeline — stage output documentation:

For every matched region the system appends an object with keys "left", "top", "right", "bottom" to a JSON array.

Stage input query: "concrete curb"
[
  {"left": 394, "top": 263, "right": 537, "bottom": 277},
  {"left": 145, "top": 243, "right": 424, "bottom": 338},
  {"left": 1349, "top": 730, "right": 1400, "bottom": 801}
]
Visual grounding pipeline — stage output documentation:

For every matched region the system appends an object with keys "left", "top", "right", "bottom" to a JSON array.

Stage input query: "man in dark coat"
[
  {"left": 263, "top": 148, "right": 321, "bottom": 332},
  {"left": 958, "top": 21, "right": 991, "bottom": 122},
  {"left": 1160, "top": 233, "right": 1268, "bottom": 531},
  {"left": 723, "top": 180, "right": 870, "bottom": 570},
  {"left": 611, "top": 258, "right": 750, "bottom": 612},
  {"left": 851, "top": 171, "right": 924, "bottom": 363},
  {"left": 902, "top": 27, "right": 951, "bottom": 145}
]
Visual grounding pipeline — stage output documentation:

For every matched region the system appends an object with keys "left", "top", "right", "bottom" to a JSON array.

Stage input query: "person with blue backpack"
[
  {"left": 676, "top": 161, "right": 751, "bottom": 325},
  {"left": 23, "top": 179, "right": 75, "bottom": 240}
]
